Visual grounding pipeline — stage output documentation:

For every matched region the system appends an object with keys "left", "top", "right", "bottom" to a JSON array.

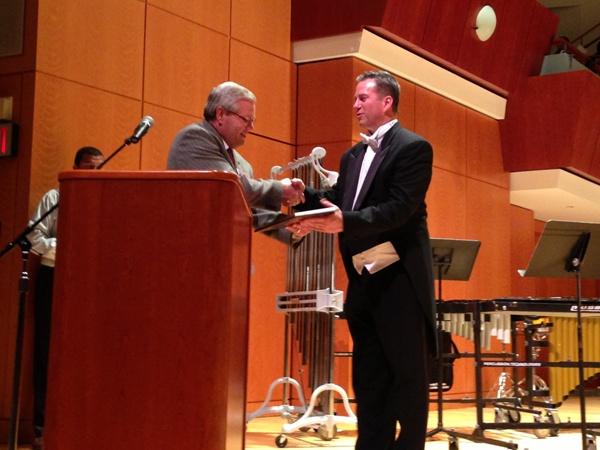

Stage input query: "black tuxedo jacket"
[{"left": 306, "top": 122, "right": 436, "bottom": 347}]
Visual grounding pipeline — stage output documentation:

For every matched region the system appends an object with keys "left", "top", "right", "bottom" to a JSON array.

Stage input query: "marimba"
[{"left": 437, "top": 298, "right": 600, "bottom": 446}]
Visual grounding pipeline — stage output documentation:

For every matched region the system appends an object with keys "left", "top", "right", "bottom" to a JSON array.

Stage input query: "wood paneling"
[
  {"left": 30, "top": 73, "right": 142, "bottom": 208},
  {"left": 297, "top": 59, "right": 355, "bottom": 146},
  {"left": 501, "top": 71, "right": 600, "bottom": 178},
  {"left": 230, "top": 42, "right": 297, "bottom": 145},
  {"left": 139, "top": 104, "right": 198, "bottom": 170},
  {"left": 465, "top": 179, "right": 511, "bottom": 299},
  {"left": 466, "top": 109, "right": 508, "bottom": 188},
  {"left": 418, "top": 0, "right": 470, "bottom": 64},
  {"left": 291, "top": 0, "right": 559, "bottom": 94},
  {"left": 144, "top": 6, "right": 229, "bottom": 116},
  {"left": 427, "top": 167, "right": 468, "bottom": 300},
  {"left": 232, "top": 0, "right": 291, "bottom": 59},
  {"left": 149, "top": 0, "right": 231, "bottom": 35},
  {"left": 415, "top": 86, "right": 467, "bottom": 176},
  {"left": 241, "top": 134, "right": 293, "bottom": 402},
  {"left": 0, "top": 0, "right": 38, "bottom": 75},
  {"left": 291, "top": 0, "right": 387, "bottom": 41},
  {"left": 36, "top": 0, "right": 144, "bottom": 99}
]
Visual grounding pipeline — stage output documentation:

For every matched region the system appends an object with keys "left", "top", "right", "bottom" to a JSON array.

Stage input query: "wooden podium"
[{"left": 45, "top": 171, "right": 252, "bottom": 450}]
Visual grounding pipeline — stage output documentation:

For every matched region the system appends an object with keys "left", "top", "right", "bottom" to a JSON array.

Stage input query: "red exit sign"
[{"left": 0, "top": 122, "right": 17, "bottom": 157}]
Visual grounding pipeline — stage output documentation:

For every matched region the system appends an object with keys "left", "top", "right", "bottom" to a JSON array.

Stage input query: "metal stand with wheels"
[
  {"left": 517, "top": 220, "right": 600, "bottom": 450},
  {"left": 272, "top": 289, "right": 356, "bottom": 448},
  {"left": 426, "top": 238, "right": 505, "bottom": 450}
]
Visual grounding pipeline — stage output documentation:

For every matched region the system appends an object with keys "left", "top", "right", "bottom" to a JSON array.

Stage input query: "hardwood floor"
[
  {"left": 246, "top": 396, "right": 600, "bottom": 449},
  {"left": 3, "top": 396, "right": 598, "bottom": 449}
]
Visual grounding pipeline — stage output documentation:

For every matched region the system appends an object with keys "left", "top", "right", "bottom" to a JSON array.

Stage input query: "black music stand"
[
  {"left": 427, "top": 238, "right": 481, "bottom": 446},
  {"left": 518, "top": 220, "right": 600, "bottom": 450}
]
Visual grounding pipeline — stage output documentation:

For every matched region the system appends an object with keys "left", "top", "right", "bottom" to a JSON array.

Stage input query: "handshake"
[{"left": 280, "top": 178, "right": 306, "bottom": 207}]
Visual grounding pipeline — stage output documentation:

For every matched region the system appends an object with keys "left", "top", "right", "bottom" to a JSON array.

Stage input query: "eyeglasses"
[{"left": 226, "top": 110, "right": 256, "bottom": 127}]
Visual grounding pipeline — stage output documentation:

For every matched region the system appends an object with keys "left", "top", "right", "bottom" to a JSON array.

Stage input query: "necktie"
[
  {"left": 359, "top": 132, "right": 379, "bottom": 152},
  {"left": 226, "top": 147, "right": 237, "bottom": 169}
]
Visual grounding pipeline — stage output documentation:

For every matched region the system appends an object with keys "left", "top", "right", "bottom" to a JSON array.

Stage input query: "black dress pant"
[
  {"left": 33, "top": 265, "right": 54, "bottom": 438},
  {"left": 344, "top": 265, "right": 429, "bottom": 450}
]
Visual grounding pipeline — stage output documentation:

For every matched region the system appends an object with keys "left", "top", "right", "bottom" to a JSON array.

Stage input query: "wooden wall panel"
[
  {"left": 292, "top": 0, "right": 558, "bottom": 94},
  {"left": 501, "top": 71, "right": 600, "bottom": 178},
  {"left": 36, "top": 0, "right": 144, "bottom": 99},
  {"left": 144, "top": 6, "right": 229, "bottom": 116},
  {"left": 380, "top": 0, "right": 432, "bottom": 45},
  {"left": 465, "top": 180, "right": 511, "bottom": 299},
  {"left": 241, "top": 134, "right": 293, "bottom": 403},
  {"left": 30, "top": 74, "right": 142, "bottom": 208},
  {"left": 415, "top": 86, "right": 467, "bottom": 176},
  {"left": 465, "top": 109, "right": 508, "bottom": 188},
  {"left": 427, "top": 167, "right": 468, "bottom": 300},
  {"left": 149, "top": 0, "right": 231, "bottom": 35},
  {"left": 482, "top": 0, "right": 534, "bottom": 93},
  {"left": 232, "top": 0, "right": 291, "bottom": 59},
  {"left": 0, "top": 0, "right": 37, "bottom": 75},
  {"left": 140, "top": 104, "right": 198, "bottom": 170},
  {"left": 291, "top": 0, "right": 387, "bottom": 41},
  {"left": 230, "top": 41, "right": 296, "bottom": 144},
  {"left": 418, "top": 0, "right": 470, "bottom": 64},
  {"left": 297, "top": 59, "right": 355, "bottom": 146}
]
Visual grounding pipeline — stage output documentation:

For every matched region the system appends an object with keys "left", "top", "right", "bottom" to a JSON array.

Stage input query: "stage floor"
[{"left": 245, "top": 395, "right": 600, "bottom": 449}]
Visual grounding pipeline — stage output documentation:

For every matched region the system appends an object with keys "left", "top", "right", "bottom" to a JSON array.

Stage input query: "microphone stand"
[{"left": 0, "top": 132, "right": 143, "bottom": 450}]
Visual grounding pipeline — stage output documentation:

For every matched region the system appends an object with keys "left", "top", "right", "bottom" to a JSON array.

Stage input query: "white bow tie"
[{"left": 360, "top": 132, "right": 380, "bottom": 151}]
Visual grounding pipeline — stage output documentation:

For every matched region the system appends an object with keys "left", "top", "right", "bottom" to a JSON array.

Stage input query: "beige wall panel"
[
  {"left": 427, "top": 167, "right": 469, "bottom": 300},
  {"left": 145, "top": 6, "right": 229, "bottom": 116},
  {"left": 37, "top": 0, "right": 144, "bottom": 99},
  {"left": 230, "top": 42, "right": 296, "bottom": 145},
  {"left": 140, "top": 103, "right": 199, "bottom": 170},
  {"left": 30, "top": 74, "right": 142, "bottom": 208},
  {"left": 465, "top": 180, "right": 511, "bottom": 299},
  {"left": 232, "top": 0, "right": 290, "bottom": 59},
  {"left": 466, "top": 109, "right": 508, "bottom": 189},
  {"left": 149, "top": 0, "right": 231, "bottom": 35},
  {"left": 415, "top": 86, "right": 466, "bottom": 176},
  {"left": 297, "top": 59, "right": 354, "bottom": 146},
  {"left": 510, "top": 206, "right": 537, "bottom": 296}
]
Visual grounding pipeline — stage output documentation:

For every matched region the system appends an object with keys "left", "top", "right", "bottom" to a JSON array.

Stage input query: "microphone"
[{"left": 127, "top": 116, "right": 154, "bottom": 144}]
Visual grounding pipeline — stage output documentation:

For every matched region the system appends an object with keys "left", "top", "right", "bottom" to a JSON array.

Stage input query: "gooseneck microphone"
[{"left": 126, "top": 115, "right": 154, "bottom": 144}]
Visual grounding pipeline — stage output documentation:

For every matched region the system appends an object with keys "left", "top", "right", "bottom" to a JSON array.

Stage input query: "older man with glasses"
[{"left": 167, "top": 81, "right": 304, "bottom": 213}]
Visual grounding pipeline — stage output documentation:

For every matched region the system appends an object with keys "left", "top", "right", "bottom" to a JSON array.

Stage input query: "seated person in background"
[
  {"left": 167, "top": 81, "right": 305, "bottom": 242},
  {"left": 27, "top": 146, "right": 105, "bottom": 450}
]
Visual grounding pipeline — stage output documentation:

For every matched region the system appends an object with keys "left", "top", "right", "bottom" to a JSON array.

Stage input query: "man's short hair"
[
  {"left": 356, "top": 70, "right": 401, "bottom": 113},
  {"left": 203, "top": 81, "right": 256, "bottom": 121},
  {"left": 74, "top": 146, "right": 103, "bottom": 167}
]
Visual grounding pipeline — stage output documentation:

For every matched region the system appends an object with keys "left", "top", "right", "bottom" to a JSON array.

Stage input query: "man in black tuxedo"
[{"left": 292, "top": 70, "right": 435, "bottom": 450}]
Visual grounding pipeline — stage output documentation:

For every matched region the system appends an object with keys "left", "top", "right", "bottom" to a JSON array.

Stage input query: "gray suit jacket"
[
  {"left": 167, "top": 120, "right": 292, "bottom": 243},
  {"left": 167, "top": 120, "right": 283, "bottom": 210}
]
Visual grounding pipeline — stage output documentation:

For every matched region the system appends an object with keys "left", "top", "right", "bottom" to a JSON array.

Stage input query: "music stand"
[
  {"left": 427, "top": 238, "right": 481, "bottom": 446},
  {"left": 518, "top": 220, "right": 600, "bottom": 450}
]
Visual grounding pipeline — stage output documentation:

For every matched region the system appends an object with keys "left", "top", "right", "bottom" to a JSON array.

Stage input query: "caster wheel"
[
  {"left": 275, "top": 434, "right": 288, "bottom": 448},
  {"left": 547, "top": 410, "right": 560, "bottom": 437},
  {"left": 317, "top": 424, "right": 337, "bottom": 441},
  {"left": 586, "top": 435, "right": 596, "bottom": 450},
  {"left": 532, "top": 414, "right": 549, "bottom": 439},
  {"left": 449, "top": 435, "right": 459, "bottom": 450},
  {"left": 508, "top": 409, "right": 521, "bottom": 423},
  {"left": 494, "top": 408, "right": 509, "bottom": 423}
]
